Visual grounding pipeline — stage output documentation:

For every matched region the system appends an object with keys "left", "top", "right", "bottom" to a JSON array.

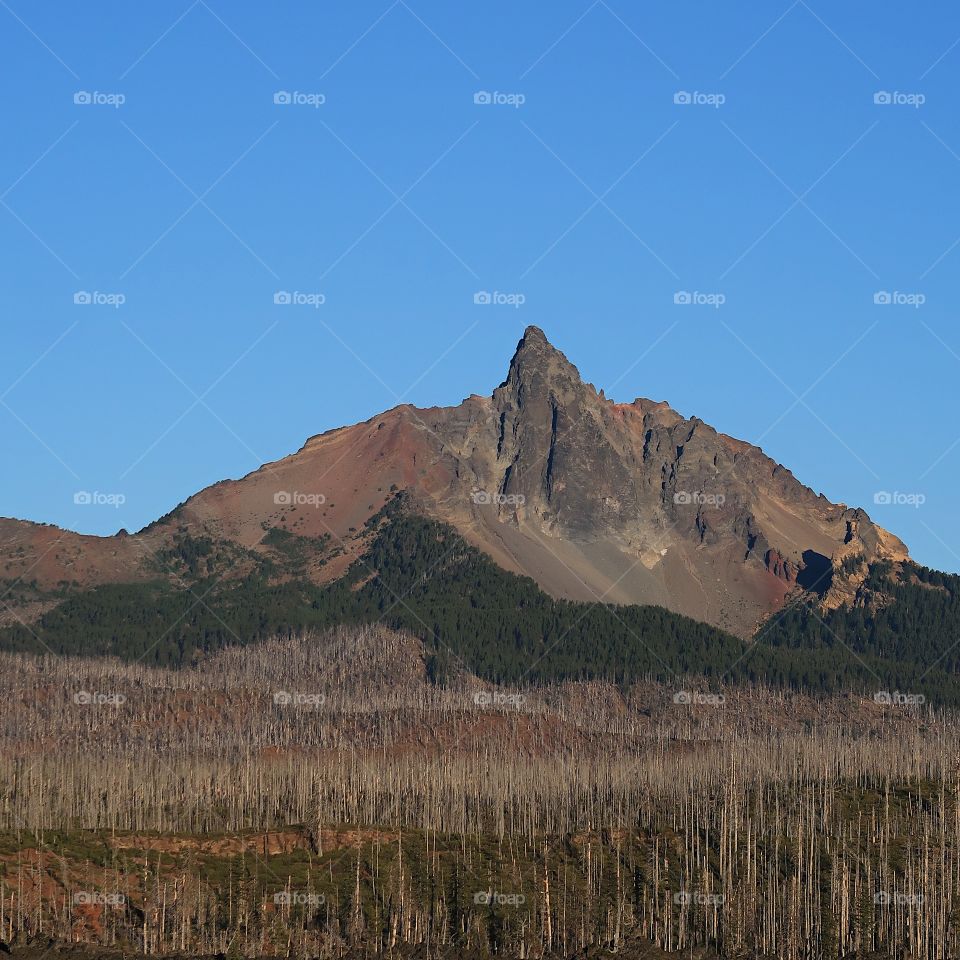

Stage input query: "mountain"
[{"left": 0, "top": 326, "right": 908, "bottom": 640}]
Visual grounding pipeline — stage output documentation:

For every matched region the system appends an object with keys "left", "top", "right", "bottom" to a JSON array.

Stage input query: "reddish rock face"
[
  {"left": 0, "top": 326, "right": 908, "bottom": 638},
  {"left": 765, "top": 550, "right": 798, "bottom": 585}
]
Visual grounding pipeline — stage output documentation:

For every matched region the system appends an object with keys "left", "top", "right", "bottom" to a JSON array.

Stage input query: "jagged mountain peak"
[
  {"left": 496, "top": 325, "right": 589, "bottom": 401},
  {"left": 0, "top": 327, "right": 911, "bottom": 640}
]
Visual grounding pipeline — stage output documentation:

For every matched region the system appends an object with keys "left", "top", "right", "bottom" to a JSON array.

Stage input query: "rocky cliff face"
[
  {"left": 0, "top": 326, "right": 908, "bottom": 638},
  {"left": 391, "top": 326, "right": 908, "bottom": 636}
]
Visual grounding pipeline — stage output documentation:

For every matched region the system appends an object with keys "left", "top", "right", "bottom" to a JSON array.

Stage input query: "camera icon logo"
[
  {"left": 73, "top": 91, "right": 92, "bottom": 105},
  {"left": 673, "top": 291, "right": 691, "bottom": 305},
  {"left": 873, "top": 91, "right": 892, "bottom": 105},
  {"left": 673, "top": 91, "right": 692, "bottom": 105},
  {"left": 274, "top": 291, "right": 292, "bottom": 305},
  {"left": 274, "top": 491, "right": 292, "bottom": 505},
  {"left": 273, "top": 91, "right": 292, "bottom": 105},
  {"left": 473, "top": 91, "right": 492, "bottom": 105}
]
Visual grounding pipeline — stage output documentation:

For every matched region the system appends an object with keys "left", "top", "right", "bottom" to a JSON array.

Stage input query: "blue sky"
[{"left": 2, "top": 0, "right": 959, "bottom": 573}]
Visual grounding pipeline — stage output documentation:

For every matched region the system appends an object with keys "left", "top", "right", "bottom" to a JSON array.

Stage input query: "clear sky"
[{"left": 2, "top": 1, "right": 959, "bottom": 574}]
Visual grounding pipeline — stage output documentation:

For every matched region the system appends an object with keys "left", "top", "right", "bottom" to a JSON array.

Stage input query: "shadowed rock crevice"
[{"left": 797, "top": 550, "right": 834, "bottom": 597}]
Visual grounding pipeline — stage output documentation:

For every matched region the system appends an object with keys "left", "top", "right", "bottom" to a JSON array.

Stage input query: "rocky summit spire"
[
  {"left": 495, "top": 326, "right": 588, "bottom": 407},
  {"left": 490, "top": 327, "right": 616, "bottom": 536}
]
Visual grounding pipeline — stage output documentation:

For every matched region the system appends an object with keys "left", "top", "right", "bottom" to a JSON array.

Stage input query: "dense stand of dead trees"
[{"left": 0, "top": 626, "right": 958, "bottom": 957}]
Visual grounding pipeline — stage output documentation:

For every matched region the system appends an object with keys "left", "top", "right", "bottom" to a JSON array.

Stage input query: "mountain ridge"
[{"left": 0, "top": 326, "right": 908, "bottom": 638}]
